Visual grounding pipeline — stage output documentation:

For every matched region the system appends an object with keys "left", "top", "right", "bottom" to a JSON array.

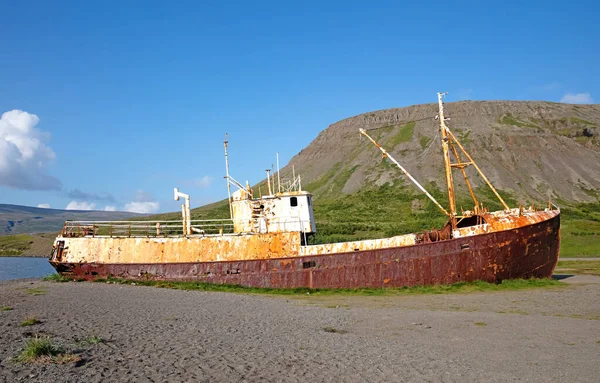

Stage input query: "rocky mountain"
[
  {"left": 0, "top": 204, "right": 144, "bottom": 235},
  {"left": 284, "top": 101, "right": 600, "bottom": 205}
]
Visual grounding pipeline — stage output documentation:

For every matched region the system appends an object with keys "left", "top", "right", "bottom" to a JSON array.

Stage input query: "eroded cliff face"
[{"left": 284, "top": 101, "right": 600, "bottom": 203}]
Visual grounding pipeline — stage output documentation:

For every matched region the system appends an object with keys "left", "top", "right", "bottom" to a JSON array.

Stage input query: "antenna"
[
  {"left": 276, "top": 152, "right": 281, "bottom": 194},
  {"left": 271, "top": 164, "right": 275, "bottom": 195},
  {"left": 265, "top": 169, "right": 272, "bottom": 195},
  {"left": 223, "top": 133, "right": 233, "bottom": 220},
  {"left": 292, "top": 165, "right": 296, "bottom": 191}
]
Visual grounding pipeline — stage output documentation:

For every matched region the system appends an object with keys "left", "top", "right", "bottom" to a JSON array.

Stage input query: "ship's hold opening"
[{"left": 456, "top": 215, "right": 487, "bottom": 228}]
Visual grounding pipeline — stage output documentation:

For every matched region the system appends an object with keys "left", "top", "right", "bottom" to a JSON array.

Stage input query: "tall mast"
[
  {"left": 438, "top": 92, "right": 457, "bottom": 226},
  {"left": 223, "top": 133, "right": 233, "bottom": 220}
]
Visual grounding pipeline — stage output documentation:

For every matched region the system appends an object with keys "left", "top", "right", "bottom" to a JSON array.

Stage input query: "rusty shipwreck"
[{"left": 49, "top": 93, "right": 560, "bottom": 288}]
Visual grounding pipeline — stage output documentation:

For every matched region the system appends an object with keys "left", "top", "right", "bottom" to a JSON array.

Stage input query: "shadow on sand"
[{"left": 552, "top": 274, "right": 575, "bottom": 281}]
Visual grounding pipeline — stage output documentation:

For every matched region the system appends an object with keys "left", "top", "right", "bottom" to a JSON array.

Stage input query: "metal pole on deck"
[
  {"left": 276, "top": 152, "right": 281, "bottom": 194},
  {"left": 224, "top": 133, "right": 233, "bottom": 220}
]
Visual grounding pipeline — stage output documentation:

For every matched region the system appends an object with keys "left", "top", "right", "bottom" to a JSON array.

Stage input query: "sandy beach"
[{"left": 1, "top": 276, "right": 599, "bottom": 383}]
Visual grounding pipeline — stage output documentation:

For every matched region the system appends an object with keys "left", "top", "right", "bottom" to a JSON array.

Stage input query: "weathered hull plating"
[{"left": 50, "top": 214, "right": 560, "bottom": 289}]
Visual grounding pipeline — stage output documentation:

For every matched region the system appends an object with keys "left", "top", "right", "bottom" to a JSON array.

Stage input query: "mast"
[
  {"left": 223, "top": 133, "right": 233, "bottom": 220},
  {"left": 437, "top": 92, "right": 457, "bottom": 227}
]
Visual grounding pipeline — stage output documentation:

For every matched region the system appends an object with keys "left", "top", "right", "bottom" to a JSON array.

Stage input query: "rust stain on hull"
[{"left": 51, "top": 214, "right": 560, "bottom": 289}]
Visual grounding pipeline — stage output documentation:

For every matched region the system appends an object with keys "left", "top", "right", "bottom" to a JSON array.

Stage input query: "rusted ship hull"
[{"left": 50, "top": 213, "right": 560, "bottom": 289}]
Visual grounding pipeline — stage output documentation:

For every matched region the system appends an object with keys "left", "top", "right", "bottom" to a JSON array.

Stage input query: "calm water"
[{"left": 0, "top": 257, "right": 56, "bottom": 281}]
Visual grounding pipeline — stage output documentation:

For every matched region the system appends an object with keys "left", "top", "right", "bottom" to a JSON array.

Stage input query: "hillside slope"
[
  {"left": 0, "top": 204, "right": 144, "bottom": 235},
  {"left": 285, "top": 101, "right": 600, "bottom": 204}
]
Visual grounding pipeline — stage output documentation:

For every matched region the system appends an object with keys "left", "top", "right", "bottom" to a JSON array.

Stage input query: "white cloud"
[
  {"left": 123, "top": 190, "right": 160, "bottom": 213},
  {"left": 194, "top": 176, "right": 214, "bottom": 189},
  {"left": 65, "top": 201, "right": 96, "bottom": 210},
  {"left": 37, "top": 203, "right": 51, "bottom": 208},
  {"left": 560, "top": 92, "right": 593, "bottom": 104},
  {"left": 0, "top": 110, "right": 61, "bottom": 190},
  {"left": 123, "top": 201, "right": 159, "bottom": 214},
  {"left": 104, "top": 205, "right": 117, "bottom": 212}
]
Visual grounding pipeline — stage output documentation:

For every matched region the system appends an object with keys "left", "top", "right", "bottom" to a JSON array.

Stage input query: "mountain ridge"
[
  {"left": 282, "top": 100, "right": 600, "bottom": 204},
  {"left": 0, "top": 204, "right": 144, "bottom": 235}
]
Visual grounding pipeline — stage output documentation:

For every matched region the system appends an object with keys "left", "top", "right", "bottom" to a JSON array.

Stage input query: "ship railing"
[
  {"left": 61, "top": 219, "right": 236, "bottom": 238},
  {"left": 61, "top": 217, "right": 313, "bottom": 238}
]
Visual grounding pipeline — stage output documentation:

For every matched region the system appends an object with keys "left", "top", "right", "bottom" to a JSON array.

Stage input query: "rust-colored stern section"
[{"left": 50, "top": 213, "right": 560, "bottom": 288}]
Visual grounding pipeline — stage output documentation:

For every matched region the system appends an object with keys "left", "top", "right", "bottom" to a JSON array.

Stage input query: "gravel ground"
[{"left": 0, "top": 276, "right": 599, "bottom": 383}]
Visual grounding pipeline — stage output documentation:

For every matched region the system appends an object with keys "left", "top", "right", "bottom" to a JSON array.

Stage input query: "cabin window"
[{"left": 290, "top": 197, "right": 298, "bottom": 207}]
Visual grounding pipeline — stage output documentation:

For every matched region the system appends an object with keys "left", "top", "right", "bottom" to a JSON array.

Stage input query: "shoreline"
[{"left": 1, "top": 276, "right": 599, "bottom": 382}]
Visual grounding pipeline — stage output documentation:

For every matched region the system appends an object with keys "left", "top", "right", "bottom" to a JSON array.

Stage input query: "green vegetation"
[
  {"left": 474, "top": 322, "right": 487, "bottom": 327},
  {"left": 77, "top": 335, "right": 104, "bottom": 345},
  {"left": 26, "top": 287, "right": 47, "bottom": 296},
  {"left": 560, "top": 202, "right": 600, "bottom": 258},
  {"left": 386, "top": 121, "right": 416, "bottom": 147},
  {"left": 2, "top": 305, "right": 13, "bottom": 311},
  {"left": 308, "top": 184, "right": 448, "bottom": 244},
  {"left": 15, "top": 336, "right": 79, "bottom": 364},
  {"left": 419, "top": 135, "right": 432, "bottom": 149},
  {"left": 498, "top": 114, "right": 540, "bottom": 129},
  {"left": 0, "top": 234, "right": 34, "bottom": 256},
  {"left": 570, "top": 117, "right": 596, "bottom": 126},
  {"left": 20, "top": 316, "right": 41, "bottom": 326},
  {"left": 555, "top": 260, "right": 600, "bottom": 276},
  {"left": 43, "top": 273, "right": 71, "bottom": 282},
  {"left": 304, "top": 162, "right": 344, "bottom": 196},
  {"left": 93, "top": 277, "right": 561, "bottom": 296},
  {"left": 454, "top": 128, "right": 473, "bottom": 146}
]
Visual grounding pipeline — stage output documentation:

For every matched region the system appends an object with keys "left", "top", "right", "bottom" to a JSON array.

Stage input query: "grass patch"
[
  {"left": 498, "top": 114, "right": 540, "bottom": 129},
  {"left": 43, "top": 273, "right": 71, "bottom": 282},
  {"left": 304, "top": 162, "right": 344, "bottom": 196},
  {"left": 323, "top": 326, "right": 347, "bottom": 334},
  {"left": 386, "top": 121, "right": 416, "bottom": 147},
  {"left": 77, "top": 335, "right": 104, "bottom": 345},
  {"left": 20, "top": 316, "right": 41, "bottom": 326},
  {"left": 93, "top": 277, "right": 562, "bottom": 296},
  {"left": 555, "top": 260, "right": 600, "bottom": 276},
  {"left": 15, "top": 336, "right": 79, "bottom": 364},
  {"left": 0, "top": 234, "right": 34, "bottom": 256},
  {"left": 26, "top": 287, "right": 47, "bottom": 296},
  {"left": 2, "top": 305, "right": 13, "bottom": 311},
  {"left": 419, "top": 135, "right": 432, "bottom": 149},
  {"left": 570, "top": 117, "right": 596, "bottom": 126},
  {"left": 474, "top": 322, "right": 487, "bottom": 327},
  {"left": 558, "top": 218, "right": 600, "bottom": 257}
]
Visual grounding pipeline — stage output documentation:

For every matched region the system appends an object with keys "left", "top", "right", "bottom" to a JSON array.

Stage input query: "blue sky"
[{"left": 0, "top": 0, "right": 597, "bottom": 213}]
